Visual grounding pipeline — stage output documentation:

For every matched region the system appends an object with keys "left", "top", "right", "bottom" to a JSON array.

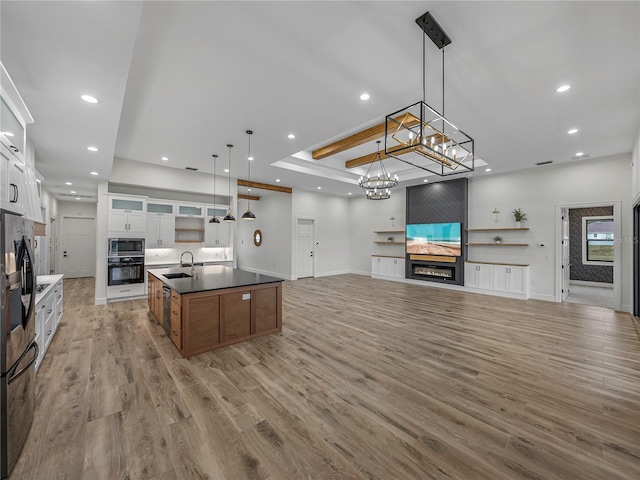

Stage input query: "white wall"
[
  {"left": 349, "top": 189, "right": 406, "bottom": 275},
  {"left": 468, "top": 153, "right": 633, "bottom": 310},
  {"left": 292, "top": 190, "right": 350, "bottom": 278},
  {"left": 236, "top": 192, "right": 293, "bottom": 278}
]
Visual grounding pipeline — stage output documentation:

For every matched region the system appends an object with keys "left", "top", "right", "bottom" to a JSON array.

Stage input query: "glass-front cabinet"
[
  {"left": 204, "top": 206, "right": 230, "bottom": 247},
  {"left": 108, "top": 195, "right": 146, "bottom": 234}
]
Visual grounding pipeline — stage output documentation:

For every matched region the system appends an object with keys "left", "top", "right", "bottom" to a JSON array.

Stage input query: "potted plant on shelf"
[
  {"left": 493, "top": 235, "right": 503, "bottom": 244},
  {"left": 513, "top": 208, "right": 527, "bottom": 228},
  {"left": 387, "top": 236, "right": 394, "bottom": 242}
]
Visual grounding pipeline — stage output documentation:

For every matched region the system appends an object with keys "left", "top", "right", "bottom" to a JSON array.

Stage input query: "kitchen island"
[{"left": 148, "top": 265, "right": 283, "bottom": 357}]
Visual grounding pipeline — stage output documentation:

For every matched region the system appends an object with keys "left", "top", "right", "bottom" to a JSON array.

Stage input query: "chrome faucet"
[{"left": 180, "top": 251, "right": 194, "bottom": 277}]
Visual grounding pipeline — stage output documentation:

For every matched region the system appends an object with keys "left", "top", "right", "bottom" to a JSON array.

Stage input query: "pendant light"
[
  {"left": 242, "top": 130, "right": 256, "bottom": 220},
  {"left": 223, "top": 144, "right": 236, "bottom": 222},
  {"left": 209, "top": 154, "right": 220, "bottom": 223}
]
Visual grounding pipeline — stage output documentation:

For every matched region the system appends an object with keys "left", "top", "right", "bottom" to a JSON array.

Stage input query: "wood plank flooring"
[{"left": 10, "top": 275, "right": 640, "bottom": 479}]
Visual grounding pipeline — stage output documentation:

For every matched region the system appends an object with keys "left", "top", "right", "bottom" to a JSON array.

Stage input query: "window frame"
[{"left": 582, "top": 215, "right": 614, "bottom": 265}]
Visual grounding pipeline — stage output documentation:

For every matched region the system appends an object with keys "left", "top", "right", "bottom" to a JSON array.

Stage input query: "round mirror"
[{"left": 253, "top": 229, "right": 262, "bottom": 246}]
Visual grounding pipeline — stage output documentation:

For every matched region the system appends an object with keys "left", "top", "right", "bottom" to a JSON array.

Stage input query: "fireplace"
[{"left": 412, "top": 264, "right": 455, "bottom": 281}]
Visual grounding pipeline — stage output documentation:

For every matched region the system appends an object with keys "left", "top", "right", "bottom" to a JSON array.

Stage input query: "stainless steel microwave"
[{"left": 108, "top": 237, "right": 145, "bottom": 257}]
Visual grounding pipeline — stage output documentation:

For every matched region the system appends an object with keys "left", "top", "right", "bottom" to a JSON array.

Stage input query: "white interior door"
[
  {"left": 562, "top": 208, "right": 570, "bottom": 301},
  {"left": 62, "top": 217, "right": 96, "bottom": 278},
  {"left": 296, "top": 219, "right": 314, "bottom": 279}
]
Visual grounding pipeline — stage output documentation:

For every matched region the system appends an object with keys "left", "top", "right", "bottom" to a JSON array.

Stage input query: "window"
[{"left": 582, "top": 216, "right": 614, "bottom": 265}]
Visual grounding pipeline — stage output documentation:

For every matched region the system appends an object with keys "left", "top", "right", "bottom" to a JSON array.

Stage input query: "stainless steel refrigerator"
[{"left": 0, "top": 210, "right": 38, "bottom": 478}]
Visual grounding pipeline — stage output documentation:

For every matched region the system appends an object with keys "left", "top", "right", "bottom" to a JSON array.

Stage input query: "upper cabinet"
[
  {"left": 146, "top": 200, "right": 176, "bottom": 248},
  {"left": 204, "top": 206, "right": 230, "bottom": 247},
  {"left": 108, "top": 195, "right": 146, "bottom": 235},
  {"left": 177, "top": 203, "right": 204, "bottom": 217},
  {"left": 1, "top": 63, "right": 39, "bottom": 220}
]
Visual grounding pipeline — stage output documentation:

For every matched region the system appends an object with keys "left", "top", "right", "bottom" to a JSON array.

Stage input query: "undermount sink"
[
  {"left": 36, "top": 283, "right": 51, "bottom": 293},
  {"left": 163, "top": 272, "right": 192, "bottom": 279}
]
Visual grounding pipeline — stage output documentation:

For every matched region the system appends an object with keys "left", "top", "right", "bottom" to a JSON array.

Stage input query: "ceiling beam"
[
  {"left": 345, "top": 150, "right": 393, "bottom": 169},
  {"left": 238, "top": 194, "right": 260, "bottom": 201},
  {"left": 312, "top": 113, "right": 421, "bottom": 160},
  {"left": 237, "top": 179, "right": 292, "bottom": 194}
]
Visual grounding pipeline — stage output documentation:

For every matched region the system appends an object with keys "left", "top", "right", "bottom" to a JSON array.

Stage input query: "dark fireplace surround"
[{"left": 406, "top": 179, "right": 468, "bottom": 286}]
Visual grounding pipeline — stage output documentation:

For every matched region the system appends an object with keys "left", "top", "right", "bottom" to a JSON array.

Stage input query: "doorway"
[
  {"left": 61, "top": 216, "right": 96, "bottom": 278},
  {"left": 296, "top": 218, "right": 314, "bottom": 279},
  {"left": 48, "top": 214, "right": 57, "bottom": 274},
  {"left": 556, "top": 201, "right": 621, "bottom": 310}
]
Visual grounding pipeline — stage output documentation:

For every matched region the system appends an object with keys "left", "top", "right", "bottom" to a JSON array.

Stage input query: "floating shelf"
[
  {"left": 466, "top": 243, "right": 529, "bottom": 246},
  {"left": 174, "top": 240, "right": 204, "bottom": 243},
  {"left": 371, "top": 255, "right": 404, "bottom": 259},
  {"left": 374, "top": 242, "right": 404, "bottom": 245},
  {"left": 175, "top": 228, "right": 205, "bottom": 232},
  {"left": 466, "top": 260, "right": 529, "bottom": 267},
  {"left": 467, "top": 227, "right": 529, "bottom": 232},
  {"left": 374, "top": 230, "right": 405, "bottom": 234}
]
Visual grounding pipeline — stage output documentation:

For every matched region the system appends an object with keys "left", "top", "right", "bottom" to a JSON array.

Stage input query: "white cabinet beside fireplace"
[
  {"left": 371, "top": 256, "right": 405, "bottom": 279},
  {"left": 464, "top": 262, "right": 529, "bottom": 299}
]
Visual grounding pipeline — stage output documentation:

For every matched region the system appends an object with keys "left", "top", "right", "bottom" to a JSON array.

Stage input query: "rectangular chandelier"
[
  {"left": 384, "top": 11, "right": 475, "bottom": 177},
  {"left": 384, "top": 102, "right": 474, "bottom": 176}
]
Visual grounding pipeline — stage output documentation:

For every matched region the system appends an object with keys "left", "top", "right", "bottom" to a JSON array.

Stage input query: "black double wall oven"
[{"left": 107, "top": 238, "right": 145, "bottom": 287}]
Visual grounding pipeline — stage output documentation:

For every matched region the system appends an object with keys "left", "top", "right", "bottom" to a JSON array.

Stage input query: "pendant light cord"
[{"left": 422, "top": 32, "right": 426, "bottom": 103}]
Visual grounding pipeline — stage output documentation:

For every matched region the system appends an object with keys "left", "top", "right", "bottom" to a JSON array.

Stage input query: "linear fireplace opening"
[{"left": 412, "top": 264, "right": 455, "bottom": 281}]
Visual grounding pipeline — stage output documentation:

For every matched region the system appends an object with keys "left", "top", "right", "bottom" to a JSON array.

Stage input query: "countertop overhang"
[{"left": 148, "top": 265, "right": 283, "bottom": 294}]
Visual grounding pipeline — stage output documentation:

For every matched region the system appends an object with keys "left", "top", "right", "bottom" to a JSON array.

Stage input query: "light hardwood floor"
[{"left": 10, "top": 275, "right": 640, "bottom": 479}]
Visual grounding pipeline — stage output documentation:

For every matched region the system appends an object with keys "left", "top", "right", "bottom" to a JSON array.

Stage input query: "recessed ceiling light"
[
  {"left": 161, "top": 156, "right": 168, "bottom": 161},
  {"left": 485, "top": 168, "right": 492, "bottom": 172},
  {"left": 1, "top": 131, "right": 14, "bottom": 137},
  {"left": 75, "top": 197, "right": 81, "bottom": 200},
  {"left": 87, "top": 146, "right": 98, "bottom": 152},
  {"left": 248, "top": 156, "right": 254, "bottom": 161},
  {"left": 224, "top": 168, "right": 229, "bottom": 173},
  {"left": 65, "top": 182, "right": 72, "bottom": 185},
  {"left": 556, "top": 85, "right": 571, "bottom": 93},
  {"left": 568, "top": 128, "right": 578, "bottom": 134},
  {"left": 90, "top": 171, "right": 99, "bottom": 176},
  {"left": 348, "top": 192, "right": 352, "bottom": 195},
  {"left": 287, "top": 134, "right": 295, "bottom": 139},
  {"left": 423, "top": 179, "right": 429, "bottom": 183},
  {"left": 70, "top": 190, "right": 76, "bottom": 194},
  {"left": 317, "top": 186, "right": 321, "bottom": 190},
  {"left": 81, "top": 94, "right": 98, "bottom": 104},
  {"left": 575, "top": 152, "right": 584, "bottom": 157},
  {"left": 275, "top": 179, "right": 281, "bottom": 183},
  {"left": 360, "top": 93, "right": 370, "bottom": 101}
]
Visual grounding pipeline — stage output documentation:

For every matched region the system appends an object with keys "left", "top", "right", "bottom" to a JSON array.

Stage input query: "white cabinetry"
[
  {"left": 371, "top": 256, "right": 405, "bottom": 279},
  {"left": 35, "top": 274, "right": 63, "bottom": 371},
  {"left": 464, "top": 262, "right": 529, "bottom": 299},
  {"left": 464, "top": 263, "right": 494, "bottom": 290},
  {"left": 492, "top": 265, "right": 527, "bottom": 295},
  {"left": 177, "top": 203, "right": 204, "bottom": 217},
  {"left": 1, "top": 144, "right": 25, "bottom": 215},
  {"left": 204, "top": 206, "right": 230, "bottom": 247},
  {"left": 108, "top": 195, "right": 146, "bottom": 235},
  {"left": 146, "top": 200, "right": 176, "bottom": 248}
]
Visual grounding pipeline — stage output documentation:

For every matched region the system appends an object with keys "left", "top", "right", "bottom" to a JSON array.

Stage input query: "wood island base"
[{"left": 148, "top": 268, "right": 282, "bottom": 357}]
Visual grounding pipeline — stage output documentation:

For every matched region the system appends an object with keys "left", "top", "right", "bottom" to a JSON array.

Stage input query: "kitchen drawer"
[
  {"left": 170, "top": 290, "right": 181, "bottom": 305},
  {"left": 170, "top": 308, "right": 181, "bottom": 349}
]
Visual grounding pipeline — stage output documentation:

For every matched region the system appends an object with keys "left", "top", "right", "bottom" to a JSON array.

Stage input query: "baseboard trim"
[
  {"left": 315, "top": 269, "right": 350, "bottom": 278},
  {"left": 95, "top": 297, "right": 107, "bottom": 305},
  {"left": 529, "top": 293, "right": 557, "bottom": 302}
]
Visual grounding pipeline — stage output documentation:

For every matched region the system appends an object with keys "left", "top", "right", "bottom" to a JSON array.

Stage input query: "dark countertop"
[{"left": 148, "top": 265, "right": 283, "bottom": 294}]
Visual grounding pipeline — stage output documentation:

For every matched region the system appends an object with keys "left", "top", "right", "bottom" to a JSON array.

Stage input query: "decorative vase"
[
  {"left": 515, "top": 221, "right": 521, "bottom": 228},
  {"left": 495, "top": 240, "right": 501, "bottom": 244}
]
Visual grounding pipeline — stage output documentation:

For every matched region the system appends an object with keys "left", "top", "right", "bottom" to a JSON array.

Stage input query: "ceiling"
[{"left": 1, "top": 1, "right": 638, "bottom": 202}]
